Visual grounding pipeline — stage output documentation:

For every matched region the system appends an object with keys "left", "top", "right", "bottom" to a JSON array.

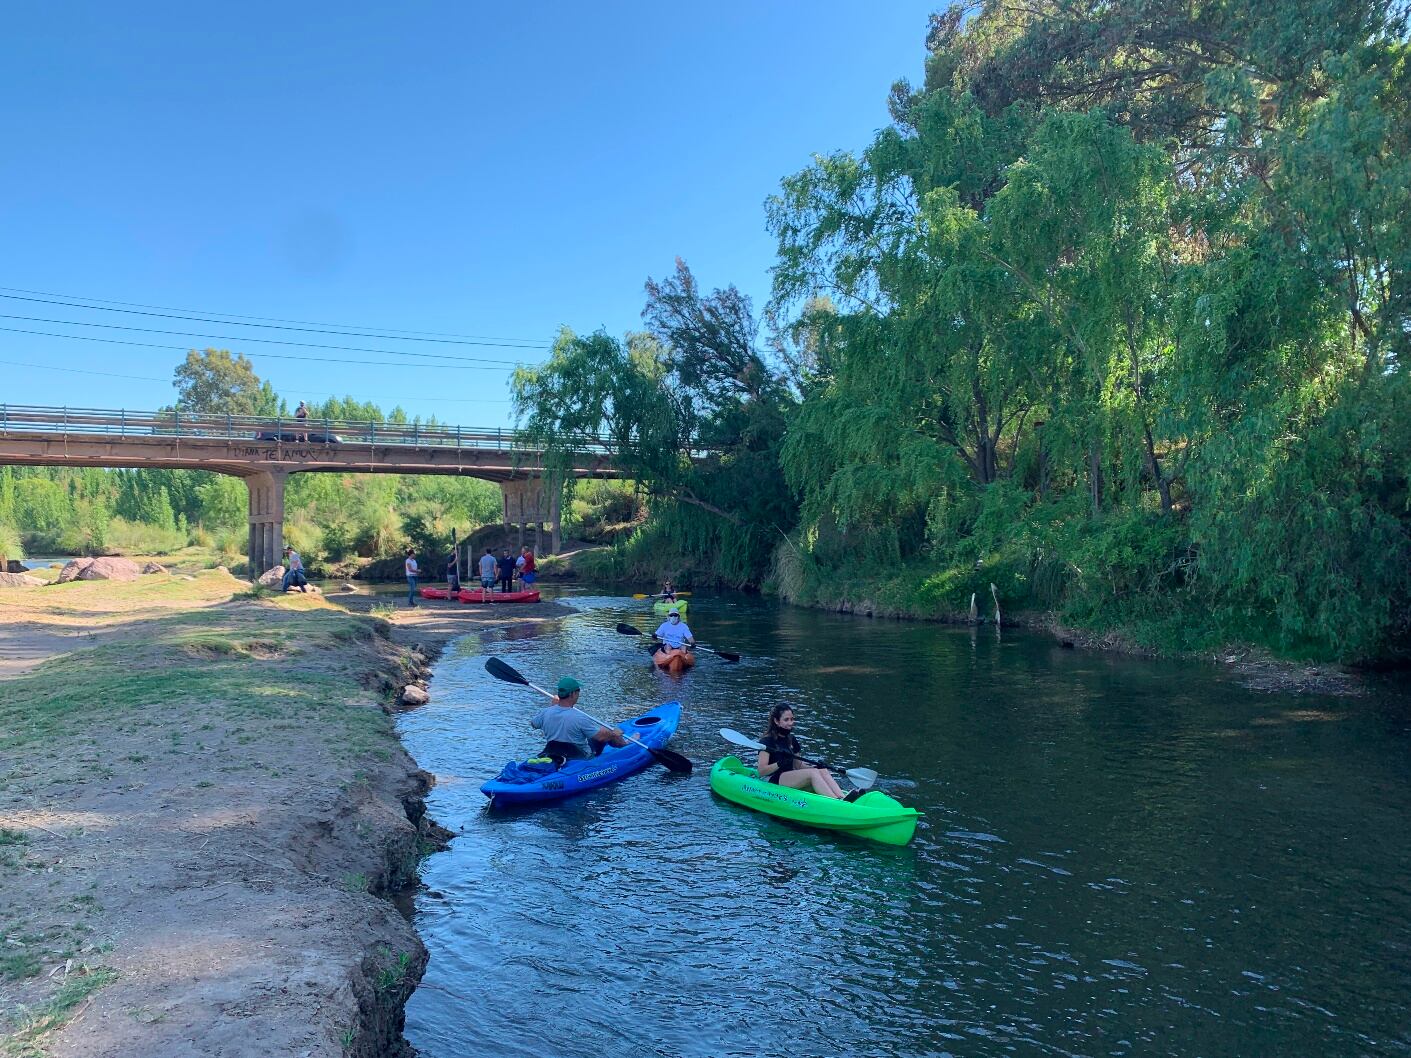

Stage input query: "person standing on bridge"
[
  {"left": 294, "top": 401, "right": 309, "bottom": 443},
  {"left": 405, "top": 547, "right": 419, "bottom": 607}
]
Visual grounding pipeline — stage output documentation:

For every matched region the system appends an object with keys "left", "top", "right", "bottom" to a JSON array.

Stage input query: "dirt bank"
[{"left": 0, "top": 573, "right": 572, "bottom": 1057}]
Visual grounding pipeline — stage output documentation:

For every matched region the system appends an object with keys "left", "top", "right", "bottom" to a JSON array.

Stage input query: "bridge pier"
[
  {"left": 244, "top": 470, "right": 288, "bottom": 579},
  {"left": 500, "top": 477, "right": 562, "bottom": 555}
]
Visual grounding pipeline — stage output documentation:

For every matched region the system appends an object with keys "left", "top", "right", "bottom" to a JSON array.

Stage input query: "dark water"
[{"left": 398, "top": 591, "right": 1411, "bottom": 1058}]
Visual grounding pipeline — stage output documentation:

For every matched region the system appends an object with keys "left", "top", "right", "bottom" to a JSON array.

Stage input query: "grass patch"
[
  {"left": 0, "top": 829, "right": 29, "bottom": 846},
  {"left": 0, "top": 951, "right": 41, "bottom": 981},
  {"left": 2, "top": 966, "right": 118, "bottom": 1056}
]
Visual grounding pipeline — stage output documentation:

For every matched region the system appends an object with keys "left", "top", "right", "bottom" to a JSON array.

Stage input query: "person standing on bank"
[
  {"left": 478, "top": 547, "right": 497, "bottom": 592},
  {"left": 530, "top": 677, "right": 627, "bottom": 763},
  {"left": 518, "top": 546, "right": 537, "bottom": 587},
  {"left": 446, "top": 542, "right": 461, "bottom": 596},
  {"left": 404, "top": 547, "right": 419, "bottom": 607},
  {"left": 497, "top": 548, "right": 516, "bottom": 594}
]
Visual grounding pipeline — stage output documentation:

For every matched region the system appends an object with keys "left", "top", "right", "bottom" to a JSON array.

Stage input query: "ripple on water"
[{"left": 400, "top": 593, "right": 1411, "bottom": 1058}]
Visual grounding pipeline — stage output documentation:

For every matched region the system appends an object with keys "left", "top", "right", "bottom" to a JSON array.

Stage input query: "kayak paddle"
[
  {"left": 719, "top": 728, "right": 878, "bottom": 790},
  {"left": 483, "top": 656, "right": 693, "bottom": 775},
  {"left": 615, "top": 622, "right": 740, "bottom": 663},
  {"left": 632, "top": 591, "right": 693, "bottom": 599}
]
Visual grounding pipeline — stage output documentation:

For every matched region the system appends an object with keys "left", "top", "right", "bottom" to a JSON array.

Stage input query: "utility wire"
[
  {"left": 0, "top": 324, "right": 524, "bottom": 372},
  {"left": 0, "top": 292, "right": 548, "bottom": 349},
  {"left": 0, "top": 354, "right": 513, "bottom": 403},
  {"left": 0, "top": 314, "right": 538, "bottom": 366},
  {"left": 0, "top": 284, "right": 550, "bottom": 345}
]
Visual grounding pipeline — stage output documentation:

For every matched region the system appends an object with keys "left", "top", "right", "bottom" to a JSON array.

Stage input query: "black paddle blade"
[
  {"left": 712, "top": 648, "right": 741, "bottom": 663},
  {"left": 616, "top": 623, "right": 643, "bottom": 636},
  {"left": 650, "top": 747, "right": 693, "bottom": 774},
  {"left": 484, "top": 656, "right": 528, "bottom": 686}
]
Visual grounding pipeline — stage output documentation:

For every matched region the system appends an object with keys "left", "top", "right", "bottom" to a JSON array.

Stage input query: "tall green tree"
[{"left": 172, "top": 349, "right": 282, "bottom": 415}]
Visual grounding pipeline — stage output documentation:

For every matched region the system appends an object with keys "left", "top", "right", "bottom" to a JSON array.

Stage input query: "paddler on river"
[
  {"left": 530, "top": 677, "right": 628, "bottom": 765},
  {"left": 757, "top": 704, "right": 856, "bottom": 800},
  {"left": 652, "top": 609, "right": 695, "bottom": 664}
]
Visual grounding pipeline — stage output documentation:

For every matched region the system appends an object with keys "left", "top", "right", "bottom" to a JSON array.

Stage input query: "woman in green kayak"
[{"left": 757, "top": 704, "right": 849, "bottom": 799}]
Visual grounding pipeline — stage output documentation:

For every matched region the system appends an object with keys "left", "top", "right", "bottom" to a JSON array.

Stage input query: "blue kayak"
[{"left": 481, "top": 702, "right": 682, "bottom": 806}]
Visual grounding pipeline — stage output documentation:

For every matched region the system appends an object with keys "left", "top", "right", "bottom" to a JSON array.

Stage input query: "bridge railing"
[{"left": 0, "top": 404, "right": 614, "bottom": 454}]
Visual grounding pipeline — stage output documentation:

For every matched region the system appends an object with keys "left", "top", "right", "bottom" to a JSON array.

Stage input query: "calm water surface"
[{"left": 399, "top": 591, "right": 1411, "bottom": 1058}]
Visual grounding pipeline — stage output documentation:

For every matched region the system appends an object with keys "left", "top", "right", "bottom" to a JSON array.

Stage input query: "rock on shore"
[{"left": 55, "top": 556, "right": 143, "bottom": 583}]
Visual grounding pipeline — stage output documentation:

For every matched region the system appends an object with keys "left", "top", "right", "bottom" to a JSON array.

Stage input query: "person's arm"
[
  {"left": 682, "top": 625, "right": 695, "bottom": 646},
  {"left": 757, "top": 749, "right": 782, "bottom": 777},
  {"left": 594, "top": 725, "right": 628, "bottom": 748}
]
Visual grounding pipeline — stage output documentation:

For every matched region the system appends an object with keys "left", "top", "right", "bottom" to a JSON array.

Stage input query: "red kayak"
[
  {"left": 458, "top": 588, "right": 541, "bottom": 604},
  {"left": 419, "top": 587, "right": 454, "bottom": 600}
]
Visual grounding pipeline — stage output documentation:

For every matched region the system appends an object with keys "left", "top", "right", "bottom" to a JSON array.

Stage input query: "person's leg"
[
  {"left": 281, "top": 570, "right": 292, "bottom": 592},
  {"left": 779, "top": 768, "right": 845, "bottom": 799},
  {"left": 407, "top": 576, "right": 417, "bottom": 606}
]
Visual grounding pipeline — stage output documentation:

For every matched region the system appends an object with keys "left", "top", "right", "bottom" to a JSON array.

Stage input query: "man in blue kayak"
[{"left": 530, "top": 677, "right": 627, "bottom": 764}]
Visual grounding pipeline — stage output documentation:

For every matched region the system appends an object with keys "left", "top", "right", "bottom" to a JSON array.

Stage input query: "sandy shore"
[{"left": 0, "top": 572, "right": 572, "bottom": 1057}]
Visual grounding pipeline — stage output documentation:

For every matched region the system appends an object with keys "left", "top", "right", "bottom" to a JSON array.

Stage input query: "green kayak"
[
  {"left": 709, "top": 756, "right": 920, "bottom": 846},
  {"left": 651, "top": 598, "right": 689, "bottom": 617}
]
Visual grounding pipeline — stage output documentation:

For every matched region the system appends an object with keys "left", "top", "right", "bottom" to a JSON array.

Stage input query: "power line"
[
  {"left": 0, "top": 354, "right": 513, "bottom": 403},
  {"left": 0, "top": 284, "right": 551, "bottom": 346},
  {"left": 0, "top": 324, "right": 524, "bottom": 372},
  {"left": 0, "top": 314, "right": 539, "bottom": 366},
  {"left": 0, "top": 292, "right": 549, "bottom": 350}
]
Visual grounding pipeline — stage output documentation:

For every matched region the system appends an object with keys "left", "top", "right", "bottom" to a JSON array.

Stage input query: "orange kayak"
[{"left": 652, "top": 648, "right": 696, "bottom": 674}]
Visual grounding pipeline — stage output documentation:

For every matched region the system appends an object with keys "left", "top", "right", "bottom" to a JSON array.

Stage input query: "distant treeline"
[{"left": 515, "top": 1, "right": 1411, "bottom": 662}]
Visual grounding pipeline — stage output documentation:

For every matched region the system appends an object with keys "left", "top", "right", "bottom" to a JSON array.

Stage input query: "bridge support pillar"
[
  {"left": 500, "top": 477, "right": 563, "bottom": 555},
  {"left": 244, "top": 470, "right": 288, "bottom": 579}
]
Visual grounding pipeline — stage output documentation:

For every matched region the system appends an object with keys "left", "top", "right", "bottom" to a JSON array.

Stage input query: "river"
[{"left": 397, "top": 590, "right": 1411, "bottom": 1058}]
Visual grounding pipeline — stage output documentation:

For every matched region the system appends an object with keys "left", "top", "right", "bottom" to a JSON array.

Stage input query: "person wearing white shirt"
[{"left": 405, "top": 548, "right": 419, "bottom": 607}]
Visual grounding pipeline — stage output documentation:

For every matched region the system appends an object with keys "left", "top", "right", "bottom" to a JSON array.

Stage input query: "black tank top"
[{"left": 761, "top": 733, "right": 802, "bottom": 776}]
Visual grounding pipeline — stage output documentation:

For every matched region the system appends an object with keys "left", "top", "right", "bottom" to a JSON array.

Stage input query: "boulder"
[
  {"left": 399, "top": 684, "right": 430, "bottom": 707},
  {"left": 141, "top": 562, "right": 168, "bottom": 575},
  {"left": 340, "top": 582, "right": 357, "bottom": 593},
  {"left": 0, "top": 571, "right": 43, "bottom": 588},
  {"left": 57, "top": 558, "right": 95, "bottom": 583},
  {"left": 257, "top": 566, "right": 287, "bottom": 588},
  {"left": 5, "top": 560, "right": 27, "bottom": 574},
  {"left": 76, "top": 557, "right": 142, "bottom": 582}
]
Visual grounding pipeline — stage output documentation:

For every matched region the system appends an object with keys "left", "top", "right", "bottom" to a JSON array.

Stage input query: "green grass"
[
  {"left": 2, "top": 967, "right": 118, "bottom": 1058},
  {"left": 0, "top": 952, "right": 42, "bottom": 982}
]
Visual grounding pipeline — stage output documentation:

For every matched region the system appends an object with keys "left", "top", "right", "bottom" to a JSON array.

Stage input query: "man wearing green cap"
[{"left": 530, "top": 677, "right": 626, "bottom": 763}]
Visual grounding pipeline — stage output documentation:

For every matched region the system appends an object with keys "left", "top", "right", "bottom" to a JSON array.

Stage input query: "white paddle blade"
[
  {"left": 844, "top": 768, "right": 879, "bottom": 790},
  {"left": 720, "top": 727, "right": 766, "bottom": 751}
]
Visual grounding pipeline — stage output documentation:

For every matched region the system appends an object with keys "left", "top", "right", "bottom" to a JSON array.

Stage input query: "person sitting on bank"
[
  {"left": 478, "top": 547, "right": 497, "bottom": 591},
  {"left": 756, "top": 704, "right": 855, "bottom": 800},
  {"left": 281, "top": 546, "right": 308, "bottom": 593},
  {"left": 530, "top": 677, "right": 627, "bottom": 764},
  {"left": 497, "top": 548, "right": 517, "bottom": 593},
  {"left": 652, "top": 609, "right": 694, "bottom": 655}
]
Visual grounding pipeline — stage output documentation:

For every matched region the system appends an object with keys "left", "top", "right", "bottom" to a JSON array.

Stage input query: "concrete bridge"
[{"left": 0, "top": 404, "right": 622, "bottom": 575}]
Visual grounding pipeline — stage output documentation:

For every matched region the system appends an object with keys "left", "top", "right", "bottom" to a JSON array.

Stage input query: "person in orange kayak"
[
  {"left": 757, "top": 704, "right": 850, "bottom": 799},
  {"left": 652, "top": 609, "right": 695, "bottom": 657}
]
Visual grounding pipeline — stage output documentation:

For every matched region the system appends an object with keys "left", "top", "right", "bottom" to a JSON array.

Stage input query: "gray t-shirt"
[
  {"left": 531, "top": 706, "right": 601, "bottom": 754},
  {"left": 479, "top": 553, "right": 498, "bottom": 578}
]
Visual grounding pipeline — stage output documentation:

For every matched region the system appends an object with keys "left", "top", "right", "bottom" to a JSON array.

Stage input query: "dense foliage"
[{"left": 515, "top": 1, "right": 1411, "bottom": 661}]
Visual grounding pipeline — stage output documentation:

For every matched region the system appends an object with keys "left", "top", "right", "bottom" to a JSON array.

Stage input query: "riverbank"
[{"left": 0, "top": 572, "right": 571, "bottom": 1056}]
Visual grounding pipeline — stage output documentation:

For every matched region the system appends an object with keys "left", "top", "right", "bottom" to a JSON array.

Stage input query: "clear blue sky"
[{"left": 0, "top": 2, "right": 935, "bottom": 427}]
